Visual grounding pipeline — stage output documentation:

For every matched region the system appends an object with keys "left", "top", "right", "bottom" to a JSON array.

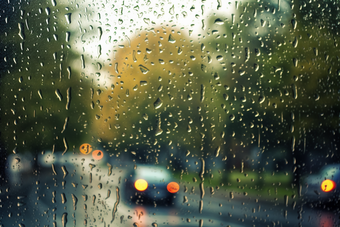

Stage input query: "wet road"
[{"left": 1, "top": 161, "right": 339, "bottom": 227}]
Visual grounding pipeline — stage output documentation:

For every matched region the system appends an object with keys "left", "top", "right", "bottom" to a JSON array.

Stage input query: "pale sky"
[{"left": 62, "top": 0, "right": 239, "bottom": 85}]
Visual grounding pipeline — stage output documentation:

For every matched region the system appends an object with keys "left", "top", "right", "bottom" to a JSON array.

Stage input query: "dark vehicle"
[
  {"left": 301, "top": 164, "right": 340, "bottom": 208},
  {"left": 122, "top": 165, "right": 179, "bottom": 206}
]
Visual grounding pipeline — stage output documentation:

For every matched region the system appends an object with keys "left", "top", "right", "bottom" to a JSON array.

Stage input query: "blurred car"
[
  {"left": 301, "top": 164, "right": 340, "bottom": 207},
  {"left": 122, "top": 165, "right": 180, "bottom": 206}
]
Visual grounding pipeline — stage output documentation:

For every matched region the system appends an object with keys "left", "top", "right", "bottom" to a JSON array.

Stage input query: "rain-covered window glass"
[{"left": 1, "top": 0, "right": 340, "bottom": 226}]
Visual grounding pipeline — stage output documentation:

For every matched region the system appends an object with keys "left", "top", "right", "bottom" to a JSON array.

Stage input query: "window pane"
[{"left": 1, "top": 0, "right": 340, "bottom": 226}]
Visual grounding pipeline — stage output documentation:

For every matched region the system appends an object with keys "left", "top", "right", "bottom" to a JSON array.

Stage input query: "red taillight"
[
  {"left": 167, "top": 182, "right": 180, "bottom": 193},
  {"left": 321, "top": 179, "right": 336, "bottom": 192},
  {"left": 92, "top": 150, "right": 104, "bottom": 160},
  {"left": 135, "top": 179, "right": 148, "bottom": 191}
]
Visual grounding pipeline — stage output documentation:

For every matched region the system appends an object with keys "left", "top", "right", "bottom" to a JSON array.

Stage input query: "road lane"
[{"left": 1, "top": 161, "right": 339, "bottom": 227}]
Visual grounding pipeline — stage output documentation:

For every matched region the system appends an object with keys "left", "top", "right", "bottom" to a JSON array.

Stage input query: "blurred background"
[{"left": 1, "top": 0, "right": 340, "bottom": 226}]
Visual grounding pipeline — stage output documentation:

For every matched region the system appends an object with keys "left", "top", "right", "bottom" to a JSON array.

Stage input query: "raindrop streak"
[
  {"left": 215, "top": 146, "right": 220, "bottom": 157},
  {"left": 258, "top": 96, "right": 265, "bottom": 104},
  {"left": 168, "top": 34, "right": 176, "bottom": 43},
  {"left": 92, "top": 194, "right": 96, "bottom": 205},
  {"left": 200, "top": 182, "right": 205, "bottom": 199},
  {"left": 66, "top": 32, "right": 70, "bottom": 42},
  {"left": 106, "top": 189, "right": 111, "bottom": 199},
  {"left": 284, "top": 195, "right": 289, "bottom": 207},
  {"left": 169, "top": 5, "right": 174, "bottom": 15},
  {"left": 61, "top": 213, "right": 67, "bottom": 227},
  {"left": 38, "top": 90, "right": 43, "bottom": 99},
  {"left": 97, "top": 45, "right": 102, "bottom": 57},
  {"left": 199, "top": 219, "right": 203, "bottom": 227},
  {"left": 111, "top": 187, "right": 120, "bottom": 223},
  {"left": 200, "top": 158, "right": 205, "bottom": 181},
  {"left": 61, "top": 193, "right": 66, "bottom": 204},
  {"left": 71, "top": 194, "right": 78, "bottom": 210},
  {"left": 51, "top": 0, "right": 56, "bottom": 6},
  {"left": 65, "top": 13, "right": 72, "bottom": 24},
  {"left": 98, "top": 27, "right": 102, "bottom": 40},
  {"left": 200, "top": 84, "right": 205, "bottom": 102},
  {"left": 154, "top": 98, "right": 163, "bottom": 109},
  {"left": 18, "top": 23, "right": 25, "bottom": 40},
  {"left": 61, "top": 165, "right": 68, "bottom": 178},
  {"left": 81, "top": 55, "right": 85, "bottom": 69},
  {"left": 292, "top": 84, "right": 298, "bottom": 99},
  {"left": 52, "top": 164, "right": 57, "bottom": 175},
  {"left": 107, "top": 163, "right": 112, "bottom": 176},
  {"left": 66, "top": 87, "right": 71, "bottom": 110},
  {"left": 62, "top": 137, "right": 68, "bottom": 155},
  {"left": 245, "top": 47, "right": 250, "bottom": 62},
  {"left": 139, "top": 64, "right": 149, "bottom": 74}
]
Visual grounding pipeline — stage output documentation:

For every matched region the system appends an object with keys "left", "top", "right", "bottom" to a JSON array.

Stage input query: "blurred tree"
[
  {"left": 201, "top": 0, "right": 340, "bottom": 177},
  {"left": 0, "top": 2, "right": 94, "bottom": 154},
  {"left": 89, "top": 26, "right": 234, "bottom": 161}
]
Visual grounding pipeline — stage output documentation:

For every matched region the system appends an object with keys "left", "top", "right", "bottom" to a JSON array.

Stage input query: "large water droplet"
[
  {"left": 154, "top": 98, "right": 163, "bottom": 109},
  {"left": 65, "top": 13, "right": 72, "bottom": 24},
  {"left": 214, "top": 18, "right": 224, "bottom": 25},
  {"left": 168, "top": 34, "right": 176, "bottom": 43},
  {"left": 258, "top": 96, "right": 265, "bottom": 104},
  {"left": 139, "top": 65, "right": 149, "bottom": 74}
]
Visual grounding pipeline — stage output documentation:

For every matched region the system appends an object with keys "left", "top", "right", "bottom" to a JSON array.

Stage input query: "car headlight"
[
  {"left": 134, "top": 179, "right": 148, "bottom": 191},
  {"left": 321, "top": 179, "right": 336, "bottom": 192}
]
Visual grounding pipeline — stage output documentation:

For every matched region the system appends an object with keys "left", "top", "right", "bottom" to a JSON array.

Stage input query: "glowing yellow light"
[
  {"left": 321, "top": 179, "right": 336, "bottom": 192},
  {"left": 167, "top": 182, "right": 180, "bottom": 193},
  {"left": 135, "top": 179, "right": 148, "bottom": 191},
  {"left": 79, "top": 143, "right": 92, "bottom": 154}
]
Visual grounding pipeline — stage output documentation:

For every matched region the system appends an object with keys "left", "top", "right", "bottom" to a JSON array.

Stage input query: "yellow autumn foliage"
[{"left": 89, "top": 26, "right": 225, "bottom": 153}]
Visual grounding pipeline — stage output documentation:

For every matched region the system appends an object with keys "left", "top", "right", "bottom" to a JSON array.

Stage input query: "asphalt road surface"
[{"left": 1, "top": 161, "right": 339, "bottom": 227}]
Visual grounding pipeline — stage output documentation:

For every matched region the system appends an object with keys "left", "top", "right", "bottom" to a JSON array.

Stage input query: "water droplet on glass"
[
  {"left": 258, "top": 96, "right": 265, "bottom": 104},
  {"left": 55, "top": 89, "right": 62, "bottom": 101},
  {"left": 143, "top": 18, "right": 150, "bottom": 24},
  {"left": 62, "top": 212, "right": 68, "bottom": 227},
  {"left": 65, "top": 13, "right": 72, "bottom": 24},
  {"left": 98, "top": 27, "right": 102, "bottom": 40},
  {"left": 216, "top": 55, "right": 223, "bottom": 61},
  {"left": 168, "top": 34, "right": 176, "bottom": 43},
  {"left": 71, "top": 194, "right": 78, "bottom": 210},
  {"left": 139, "top": 65, "right": 149, "bottom": 74},
  {"left": 154, "top": 98, "right": 163, "bottom": 109},
  {"left": 18, "top": 23, "right": 25, "bottom": 40},
  {"left": 291, "top": 19, "right": 297, "bottom": 29},
  {"left": 214, "top": 18, "right": 224, "bottom": 25},
  {"left": 81, "top": 55, "right": 85, "bottom": 69},
  {"left": 61, "top": 165, "right": 68, "bottom": 178},
  {"left": 292, "top": 37, "right": 298, "bottom": 48},
  {"left": 140, "top": 81, "right": 148, "bottom": 86},
  {"left": 169, "top": 5, "right": 174, "bottom": 15}
]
